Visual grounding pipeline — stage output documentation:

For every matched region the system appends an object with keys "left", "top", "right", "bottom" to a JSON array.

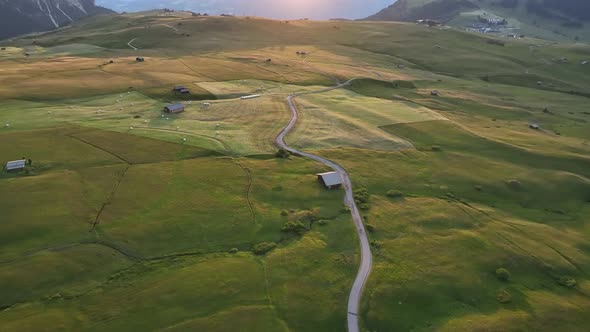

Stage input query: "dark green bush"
[
  {"left": 557, "top": 276, "right": 577, "bottom": 288},
  {"left": 370, "top": 240, "right": 383, "bottom": 249},
  {"left": 386, "top": 190, "right": 404, "bottom": 198},
  {"left": 495, "top": 268, "right": 511, "bottom": 282},
  {"left": 275, "top": 148, "right": 290, "bottom": 159},
  {"left": 253, "top": 242, "right": 277, "bottom": 255},
  {"left": 496, "top": 290, "right": 512, "bottom": 303},
  {"left": 506, "top": 179, "right": 522, "bottom": 190},
  {"left": 281, "top": 221, "right": 308, "bottom": 235}
]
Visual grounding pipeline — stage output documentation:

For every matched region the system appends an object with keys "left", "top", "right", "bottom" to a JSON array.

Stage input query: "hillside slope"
[
  {"left": 0, "top": 0, "right": 112, "bottom": 40},
  {"left": 366, "top": 0, "right": 590, "bottom": 42}
]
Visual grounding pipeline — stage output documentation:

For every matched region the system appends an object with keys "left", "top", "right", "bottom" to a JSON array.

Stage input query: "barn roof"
[
  {"left": 317, "top": 171, "right": 342, "bottom": 187},
  {"left": 165, "top": 103, "right": 185, "bottom": 111},
  {"left": 6, "top": 159, "right": 26, "bottom": 170}
]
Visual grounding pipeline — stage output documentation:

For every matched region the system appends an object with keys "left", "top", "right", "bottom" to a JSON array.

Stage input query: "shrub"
[
  {"left": 366, "top": 224, "right": 376, "bottom": 233},
  {"left": 487, "top": 39, "right": 505, "bottom": 46},
  {"left": 298, "top": 211, "right": 318, "bottom": 223},
  {"left": 386, "top": 190, "right": 404, "bottom": 198},
  {"left": 281, "top": 221, "right": 308, "bottom": 235},
  {"left": 280, "top": 210, "right": 288, "bottom": 216},
  {"left": 474, "top": 185, "right": 483, "bottom": 192},
  {"left": 253, "top": 242, "right": 277, "bottom": 255},
  {"left": 557, "top": 276, "right": 577, "bottom": 288},
  {"left": 496, "top": 290, "right": 512, "bottom": 303},
  {"left": 229, "top": 248, "right": 239, "bottom": 254},
  {"left": 359, "top": 203, "right": 370, "bottom": 211},
  {"left": 354, "top": 188, "right": 370, "bottom": 205},
  {"left": 505, "top": 179, "right": 522, "bottom": 190},
  {"left": 496, "top": 268, "right": 511, "bottom": 282},
  {"left": 370, "top": 240, "right": 383, "bottom": 249},
  {"left": 431, "top": 145, "right": 442, "bottom": 152},
  {"left": 317, "top": 220, "right": 329, "bottom": 226},
  {"left": 275, "top": 148, "right": 290, "bottom": 159}
]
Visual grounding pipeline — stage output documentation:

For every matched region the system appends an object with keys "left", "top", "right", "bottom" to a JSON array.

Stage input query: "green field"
[{"left": 1, "top": 10, "right": 590, "bottom": 332}]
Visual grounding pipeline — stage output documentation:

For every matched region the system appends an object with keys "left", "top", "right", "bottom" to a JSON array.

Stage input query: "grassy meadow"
[{"left": 1, "top": 9, "right": 590, "bottom": 332}]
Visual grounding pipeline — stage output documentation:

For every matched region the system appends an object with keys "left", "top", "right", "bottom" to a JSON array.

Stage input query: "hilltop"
[{"left": 366, "top": 0, "right": 590, "bottom": 42}]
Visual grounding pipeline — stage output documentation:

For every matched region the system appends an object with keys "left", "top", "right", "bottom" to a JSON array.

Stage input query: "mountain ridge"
[
  {"left": 0, "top": 0, "right": 113, "bottom": 40},
  {"left": 365, "top": 0, "right": 590, "bottom": 42}
]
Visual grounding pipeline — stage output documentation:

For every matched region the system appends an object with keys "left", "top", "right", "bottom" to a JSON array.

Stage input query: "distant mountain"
[
  {"left": 0, "top": 0, "right": 113, "bottom": 40},
  {"left": 365, "top": 0, "right": 590, "bottom": 41},
  {"left": 96, "top": 0, "right": 392, "bottom": 20},
  {"left": 367, "top": 0, "right": 476, "bottom": 23}
]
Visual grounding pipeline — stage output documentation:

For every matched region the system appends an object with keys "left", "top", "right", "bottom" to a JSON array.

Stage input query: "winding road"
[{"left": 275, "top": 80, "right": 373, "bottom": 332}]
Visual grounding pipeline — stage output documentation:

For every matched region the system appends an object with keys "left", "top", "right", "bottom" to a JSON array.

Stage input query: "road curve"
[{"left": 275, "top": 80, "right": 373, "bottom": 332}]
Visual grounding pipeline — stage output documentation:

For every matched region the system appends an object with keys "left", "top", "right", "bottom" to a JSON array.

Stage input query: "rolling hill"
[
  {"left": 0, "top": 0, "right": 112, "bottom": 40},
  {"left": 366, "top": 0, "right": 590, "bottom": 42}
]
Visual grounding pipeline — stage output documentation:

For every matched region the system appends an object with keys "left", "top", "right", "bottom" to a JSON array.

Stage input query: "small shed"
[
  {"left": 241, "top": 94, "right": 261, "bottom": 100},
  {"left": 529, "top": 123, "right": 540, "bottom": 130},
  {"left": 317, "top": 172, "right": 343, "bottom": 189},
  {"left": 172, "top": 86, "right": 186, "bottom": 92},
  {"left": 136, "top": 57, "right": 145, "bottom": 62},
  {"left": 582, "top": 61, "right": 588, "bottom": 65},
  {"left": 179, "top": 88, "right": 190, "bottom": 94},
  {"left": 163, "top": 103, "right": 185, "bottom": 114},
  {"left": 5, "top": 160, "right": 26, "bottom": 171},
  {"left": 430, "top": 90, "right": 440, "bottom": 96}
]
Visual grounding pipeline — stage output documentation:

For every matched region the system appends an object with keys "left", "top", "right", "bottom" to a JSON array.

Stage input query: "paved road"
[{"left": 275, "top": 80, "right": 373, "bottom": 332}]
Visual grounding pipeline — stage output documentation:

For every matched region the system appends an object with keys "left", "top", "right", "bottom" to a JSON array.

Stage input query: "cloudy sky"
[{"left": 96, "top": 0, "right": 394, "bottom": 19}]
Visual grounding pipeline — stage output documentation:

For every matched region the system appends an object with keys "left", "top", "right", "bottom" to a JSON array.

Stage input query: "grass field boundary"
[
  {"left": 130, "top": 126, "right": 231, "bottom": 154},
  {"left": 176, "top": 57, "right": 218, "bottom": 81},
  {"left": 90, "top": 165, "right": 131, "bottom": 232},
  {"left": 233, "top": 160, "right": 257, "bottom": 224},
  {"left": 66, "top": 133, "right": 132, "bottom": 164}
]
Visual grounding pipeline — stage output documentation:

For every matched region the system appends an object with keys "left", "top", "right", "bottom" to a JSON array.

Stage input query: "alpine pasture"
[{"left": 1, "top": 10, "right": 590, "bottom": 332}]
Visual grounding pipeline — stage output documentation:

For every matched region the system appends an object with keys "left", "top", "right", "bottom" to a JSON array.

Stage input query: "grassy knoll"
[
  {"left": 0, "top": 123, "right": 356, "bottom": 331},
  {"left": 287, "top": 88, "right": 441, "bottom": 151},
  {"left": 320, "top": 118, "right": 590, "bottom": 330}
]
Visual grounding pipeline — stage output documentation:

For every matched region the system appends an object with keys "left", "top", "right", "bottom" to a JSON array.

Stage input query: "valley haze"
[{"left": 96, "top": 0, "right": 395, "bottom": 19}]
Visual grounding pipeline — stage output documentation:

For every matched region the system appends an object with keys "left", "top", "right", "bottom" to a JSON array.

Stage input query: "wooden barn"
[
  {"left": 317, "top": 172, "right": 343, "bottom": 189},
  {"left": 5, "top": 159, "right": 26, "bottom": 172},
  {"left": 163, "top": 104, "right": 185, "bottom": 114},
  {"left": 172, "top": 86, "right": 190, "bottom": 95}
]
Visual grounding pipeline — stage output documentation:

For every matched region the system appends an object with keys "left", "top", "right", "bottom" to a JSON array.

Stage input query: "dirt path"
[
  {"left": 127, "top": 38, "right": 139, "bottom": 51},
  {"left": 275, "top": 79, "right": 373, "bottom": 332}
]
